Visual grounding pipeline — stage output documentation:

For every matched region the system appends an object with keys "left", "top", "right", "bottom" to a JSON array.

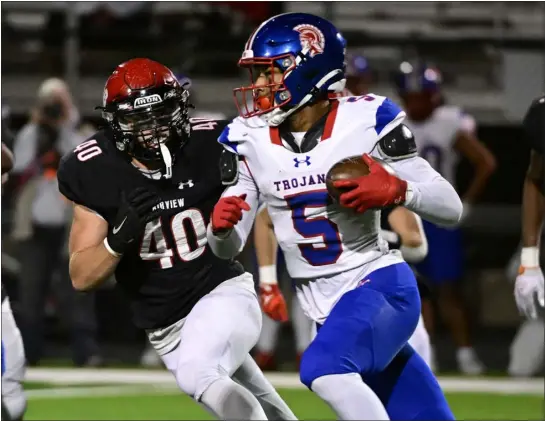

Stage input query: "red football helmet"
[{"left": 99, "top": 58, "right": 191, "bottom": 176}]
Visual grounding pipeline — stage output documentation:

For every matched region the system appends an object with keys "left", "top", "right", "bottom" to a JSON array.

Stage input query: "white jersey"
[
  {"left": 404, "top": 105, "right": 468, "bottom": 186},
  {"left": 212, "top": 94, "right": 463, "bottom": 322},
  {"left": 220, "top": 95, "right": 411, "bottom": 320}
]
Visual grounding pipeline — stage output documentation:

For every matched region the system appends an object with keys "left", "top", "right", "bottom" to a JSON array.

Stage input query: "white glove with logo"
[{"left": 514, "top": 247, "right": 544, "bottom": 319}]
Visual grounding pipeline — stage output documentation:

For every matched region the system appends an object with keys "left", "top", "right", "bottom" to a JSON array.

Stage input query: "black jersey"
[
  {"left": 522, "top": 96, "right": 545, "bottom": 194},
  {"left": 57, "top": 119, "right": 245, "bottom": 329}
]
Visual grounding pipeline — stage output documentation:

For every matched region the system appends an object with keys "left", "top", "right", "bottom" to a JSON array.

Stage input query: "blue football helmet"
[
  {"left": 394, "top": 62, "right": 442, "bottom": 94},
  {"left": 234, "top": 13, "right": 347, "bottom": 126},
  {"left": 346, "top": 54, "right": 370, "bottom": 77}
]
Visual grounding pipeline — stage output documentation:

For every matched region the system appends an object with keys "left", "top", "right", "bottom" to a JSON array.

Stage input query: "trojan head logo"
[{"left": 294, "top": 24, "right": 325, "bottom": 58}]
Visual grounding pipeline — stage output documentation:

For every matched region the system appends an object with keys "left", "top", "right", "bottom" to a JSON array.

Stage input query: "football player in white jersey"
[
  {"left": 394, "top": 62, "right": 496, "bottom": 374},
  {"left": 207, "top": 13, "right": 461, "bottom": 421},
  {"left": 253, "top": 54, "right": 433, "bottom": 371}
]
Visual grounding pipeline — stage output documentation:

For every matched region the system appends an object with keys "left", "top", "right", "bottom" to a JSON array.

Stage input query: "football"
[{"left": 325, "top": 155, "right": 370, "bottom": 202}]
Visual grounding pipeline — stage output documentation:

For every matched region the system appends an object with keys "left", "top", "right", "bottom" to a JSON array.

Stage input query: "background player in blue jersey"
[{"left": 394, "top": 62, "right": 497, "bottom": 374}]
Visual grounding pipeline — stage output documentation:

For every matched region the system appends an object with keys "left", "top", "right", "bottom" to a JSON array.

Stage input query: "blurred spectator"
[{"left": 10, "top": 78, "right": 101, "bottom": 367}]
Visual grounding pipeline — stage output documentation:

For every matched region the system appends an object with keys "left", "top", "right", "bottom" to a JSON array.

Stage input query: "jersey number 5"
[
  {"left": 285, "top": 190, "right": 343, "bottom": 266},
  {"left": 139, "top": 209, "right": 207, "bottom": 269}
]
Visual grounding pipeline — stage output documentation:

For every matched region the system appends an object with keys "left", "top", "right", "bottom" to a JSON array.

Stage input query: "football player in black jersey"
[
  {"left": 57, "top": 58, "right": 296, "bottom": 420},
  {"left": 514, "top": 96, "right": 544, "bottom": 319}
]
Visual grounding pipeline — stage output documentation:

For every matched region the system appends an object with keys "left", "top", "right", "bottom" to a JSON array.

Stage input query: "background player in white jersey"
[
  {"left": 253, "top": 204, "right": 313, "bottom": 371},
  {"left": 394, "top": 62, "right": 497, "bottom": 374},
  {"left": 207, "top": 12, "right": 462, "bottom": 420},
  {"left": 1, "top": 139, "right": 27, "bottom": 421}
]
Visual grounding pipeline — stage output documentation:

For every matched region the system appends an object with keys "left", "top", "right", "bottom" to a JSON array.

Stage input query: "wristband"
[
  {"left": 259, "top": 265, "right": 277, "bottom": 285},
  {"left": 521, "top": 247, "right": 539, "bottom": 268},
  {"left": 104, "top": 238, "right": 122, "bottom": 258}
]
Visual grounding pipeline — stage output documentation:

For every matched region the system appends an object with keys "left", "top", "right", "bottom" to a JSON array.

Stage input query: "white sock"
[
  {"left": 291, "top": 298, "right": 313, "bottom": 353},
  {"left": 233, "top": 354, "right": 298, "bottom": 420},
  {"left": 256, "top": 312, "right": 280, "bottom": 354},
  {"left": 200, "top": 376, "right": 268, "bottom": 420},
  {"left": 312, "top": 373, "right": 389, "bottom": 420},
  {"left": 457, "top": 346, "right": 477, "bottom": 360}
]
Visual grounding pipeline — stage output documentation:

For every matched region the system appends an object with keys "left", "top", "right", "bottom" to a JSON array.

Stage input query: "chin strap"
[
  {"left": 160, "top": 143, "right": 173, "bottom": 179},
  {"left": 262, "top": 70, "right": 345, "bottom": 127}
]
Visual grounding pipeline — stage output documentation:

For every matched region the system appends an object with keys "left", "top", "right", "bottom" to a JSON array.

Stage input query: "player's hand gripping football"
[
  {"left": 333, "top": 154, "right": 408, "bottom": 213},
  {"left": 260, "top": 284, "right": 288, "bottom": 322},
  {"left": 515, "top": 265, "right": 545, "bottom": 319},
  {"left": 211, "top": 194, "right": 250, "bottom": 235},
  {"left": 106, "top": 187, "right": 161, "bottom": 255}
]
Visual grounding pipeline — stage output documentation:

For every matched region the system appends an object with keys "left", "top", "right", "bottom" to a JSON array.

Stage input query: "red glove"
[
  {"left": 333, "top": 154, "right": 408, "bottom": 213},
  {"left": 211, "top": 194, "right": 251, "bottom": 234},
  {"left": 260, "top": 284, "right": 288, "bottom": 322}
]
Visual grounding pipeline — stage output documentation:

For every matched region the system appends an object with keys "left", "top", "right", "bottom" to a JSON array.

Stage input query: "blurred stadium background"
[{"left": 1, "top": 1, "right": 544, "bottom": 420}]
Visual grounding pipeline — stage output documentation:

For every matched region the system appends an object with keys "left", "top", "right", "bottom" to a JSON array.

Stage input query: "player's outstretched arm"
[
  {"left": 368, "top": 123, "right": 463, "bottom": 226},
  {"left": 207, "top": 161, "right": 260, "bottom": 259},
  {"left": 254, "top": 206, "right": 289, "bottom": 322},
  {"left": 521, "top": 150, "right": 544, "bottom": 251},
  {"left": 390, "top": 155, "right": 463, "bottom": 227},
  {"left": 68, "top": 204, "right": 120, "bottom": 291},
  {"left": 254, "top": 205, "right": 278, "bottom": 281},
  {"left": 387, "top": 207, "right": 428, "bottom": 263},
  {"left": 453, "top": 130, "right": 497, "bottom": 205}
]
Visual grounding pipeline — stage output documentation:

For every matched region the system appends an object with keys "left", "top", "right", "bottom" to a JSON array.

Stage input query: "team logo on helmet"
[{"left": 294, "top": 24, "right": 325, "bottom": 58}]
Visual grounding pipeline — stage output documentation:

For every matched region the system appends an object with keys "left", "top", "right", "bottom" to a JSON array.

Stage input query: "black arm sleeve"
[{"left": 522, "top": 97, "right": 545, "bottom": 154}]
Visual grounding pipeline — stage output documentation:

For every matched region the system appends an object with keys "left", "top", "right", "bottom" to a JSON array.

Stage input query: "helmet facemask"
[
  {"left": 102, "top": 88, "right": 191, "bottom": 179},
  {"left": 234, "top": 54, "right": 296, "bottom": 121}
]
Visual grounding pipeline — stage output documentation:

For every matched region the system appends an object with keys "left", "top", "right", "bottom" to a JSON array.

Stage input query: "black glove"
[{"left": 106, "top": 187, "right": 161, "bottom": 255}]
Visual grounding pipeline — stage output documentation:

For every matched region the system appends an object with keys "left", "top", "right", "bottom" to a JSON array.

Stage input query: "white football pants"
[
  {"left": 148, "top": 273, "right": 297, "bottom": 420},
  {"left": 1, "top": 297, "right": 27, "bottom": 420}
]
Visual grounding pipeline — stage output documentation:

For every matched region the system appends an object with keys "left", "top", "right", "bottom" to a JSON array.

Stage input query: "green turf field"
[{"left": 24, "top": 368, "right": 544, "bottom": 420}]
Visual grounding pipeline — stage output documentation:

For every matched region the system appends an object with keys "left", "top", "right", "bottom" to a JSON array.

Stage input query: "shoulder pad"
[
  {"left": 377, "top": 124, "right": 417, "bottom": 161},
  {"left": 219, "top": 149, "right": 239, "bottom": 186},
  {"left": 57, "top": 132, "right": 113, "bottom": 217}
]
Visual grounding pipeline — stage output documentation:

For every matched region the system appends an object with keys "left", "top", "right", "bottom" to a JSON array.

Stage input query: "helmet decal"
[{"left": 294, "top": 24, "right": 325, "bottom": 58}]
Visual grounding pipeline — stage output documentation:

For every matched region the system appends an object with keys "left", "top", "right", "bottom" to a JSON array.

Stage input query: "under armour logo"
[
  {"left": 178, "top": 180, "right": 194, "bottom": 189},
  {"left": 294, "top": 156, "right": 311, "bottom": 168}
]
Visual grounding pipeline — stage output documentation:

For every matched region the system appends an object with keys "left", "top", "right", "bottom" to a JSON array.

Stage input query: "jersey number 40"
[{"left": 140, "top": 209, "right": 207, "bottom": 269}]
